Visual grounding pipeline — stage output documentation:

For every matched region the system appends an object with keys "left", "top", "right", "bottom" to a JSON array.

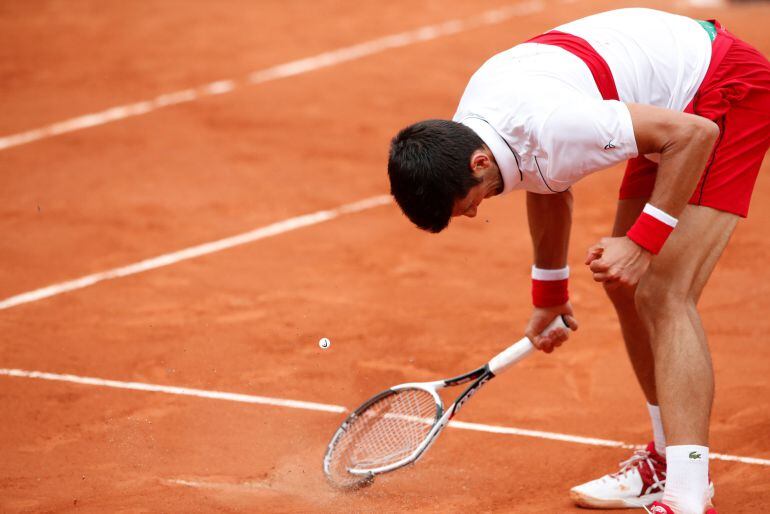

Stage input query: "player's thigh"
[
  {"left": 689, "top": 210, "right": 738, "bottom": 303},
  {"left": 638, "top": 205, "right": 739, "bottom": 306}
]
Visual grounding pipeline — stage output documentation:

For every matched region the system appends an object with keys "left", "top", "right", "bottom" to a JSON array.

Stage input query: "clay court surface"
[{"left": 2, "top": 0, "right": 769, "bottom": 512}]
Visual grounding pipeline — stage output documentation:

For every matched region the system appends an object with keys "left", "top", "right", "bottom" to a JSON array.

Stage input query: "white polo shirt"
[{"left": 452, "top": 8, "right": 712, "bottom": 194}]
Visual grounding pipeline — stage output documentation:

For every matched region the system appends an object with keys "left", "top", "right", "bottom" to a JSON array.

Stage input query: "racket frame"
[{"left": 322, "top": 384, "right": 442, "bottom": 486}]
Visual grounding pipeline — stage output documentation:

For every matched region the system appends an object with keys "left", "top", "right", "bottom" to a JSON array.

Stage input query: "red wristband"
[
  {"left": 532, "top": 279, "right": 569, "bottom": 307},
  {"left": 626, "top": 204, "right": 678, "bottom": 255},
  {"left": 531, "top": 266, "right": 569, "bottom": 307}
]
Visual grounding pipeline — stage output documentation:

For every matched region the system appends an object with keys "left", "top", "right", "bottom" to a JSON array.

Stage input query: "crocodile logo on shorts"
[{"left": 689, "top": 451, "right": 702, "bottom": 460}]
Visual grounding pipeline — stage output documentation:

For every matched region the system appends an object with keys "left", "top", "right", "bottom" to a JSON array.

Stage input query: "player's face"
[
  {"left": 452, "top": 183, "right": 486, "bottom": 218},
  {"left": 451, "top": 149, "right": 501, "bottom": 218}
]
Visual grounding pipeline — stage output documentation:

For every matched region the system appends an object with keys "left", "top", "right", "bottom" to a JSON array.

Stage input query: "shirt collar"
[{"left": 459, "top": 116, "right": 521, "bottom": 195}]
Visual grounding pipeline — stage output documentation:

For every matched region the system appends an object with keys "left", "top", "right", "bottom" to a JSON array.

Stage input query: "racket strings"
[
  {"left": 351, "top": 390, "right": 435, "bottom": 467},
  {"left": 325, "top": 388, "right": 439, "bottom": 487}
]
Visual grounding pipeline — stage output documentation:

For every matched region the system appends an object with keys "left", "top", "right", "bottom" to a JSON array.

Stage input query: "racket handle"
[{"left": 488, "top": 316, "right": 569, "bottom": 375}]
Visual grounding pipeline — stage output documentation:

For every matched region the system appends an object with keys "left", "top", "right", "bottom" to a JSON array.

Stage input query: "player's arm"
[
  {"left": 627, "top": 103, "right": 719, "bottom": 216},
  {"left": 525, "top": 190, "right": 578, "bottom": 353},
  {"left": 587, "top": 104, "right": 719, "bottom": 285}
]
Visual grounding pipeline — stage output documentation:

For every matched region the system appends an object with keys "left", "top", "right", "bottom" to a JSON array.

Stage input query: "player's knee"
[
  {"left": 634, "top": 275, "right": 690, "bottom": 323},
  {"left": 603, "top": 281, "right": 635, "bottom": 307}
]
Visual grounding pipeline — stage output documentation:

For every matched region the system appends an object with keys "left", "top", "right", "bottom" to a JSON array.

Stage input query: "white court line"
[
  {"left": 0, "top": 368, "right": 345, "bottom": 413},
  {"left": 165, "top": 478, "right": 269, "bottom": 492},
  {"left": 0, "top": 1, "right": 543, "bottom": 152},
  {"left": 683, "top": 0, "right": 725, "bottom": 7},
  {"left": 1, "top": 367, "right": 769, "bottom": 468},
  {"left": 0, "top": 195, "right": 391, "bottom": 310}
]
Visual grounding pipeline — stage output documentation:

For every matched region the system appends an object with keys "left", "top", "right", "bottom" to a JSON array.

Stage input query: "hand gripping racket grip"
[{"left": 487, "top": 315, "right": 569, "bottom": 375}]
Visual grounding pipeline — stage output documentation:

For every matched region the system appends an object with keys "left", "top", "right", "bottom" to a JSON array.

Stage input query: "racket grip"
[{"left": 488, "top": 316, "right": 569, "bottom": 375}]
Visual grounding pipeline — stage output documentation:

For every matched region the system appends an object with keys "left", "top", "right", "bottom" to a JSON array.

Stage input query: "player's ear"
[{"left": 469, "top": 148, "right": 490, "bottom": 176}]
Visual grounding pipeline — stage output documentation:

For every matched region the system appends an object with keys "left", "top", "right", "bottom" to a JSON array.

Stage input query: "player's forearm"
[
  {"left": 626, "top": 103, "right": 719, "bottom": 218},
  {"left": 526, "top": 190, "right": 573, "bottom": 268},
  {"left": 649, "top": 118, "right": 719, "bottom": 217}
]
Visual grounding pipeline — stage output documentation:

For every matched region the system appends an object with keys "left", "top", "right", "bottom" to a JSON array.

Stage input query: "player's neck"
[{"left": 483, "top": 166, "right": 504, "bottom": 198}]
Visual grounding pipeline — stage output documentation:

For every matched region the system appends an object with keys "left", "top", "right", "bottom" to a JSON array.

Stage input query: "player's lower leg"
[
  {"left": 604, "top": 283, "right": 659, "bottom": 405},
  {"left": 637, "top": 294, "right": 713, "bottom": 513},
  {"left": 604, "top": 283, "right": 666, "bottom": 454}
]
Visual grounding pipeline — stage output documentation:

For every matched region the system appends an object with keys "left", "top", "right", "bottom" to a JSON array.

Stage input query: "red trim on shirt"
[{"left": 527, "top": 31, "right": 620, "bottom": 101}]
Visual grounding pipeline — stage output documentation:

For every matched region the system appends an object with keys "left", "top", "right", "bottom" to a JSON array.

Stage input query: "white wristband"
[
  {"left": 531, "top": 265, "right": 570, "bottom": 281},
  {"left": 643, "top": 203, "right": 678, "bottom": 228}
]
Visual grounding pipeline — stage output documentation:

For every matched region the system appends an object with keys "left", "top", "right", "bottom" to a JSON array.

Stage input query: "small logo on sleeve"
[
  {"left": 604, "top": 139, "right": 616, "bottom": 150},
  {"left": 689, "top": 451, "right": 702, "bottom": 460}
]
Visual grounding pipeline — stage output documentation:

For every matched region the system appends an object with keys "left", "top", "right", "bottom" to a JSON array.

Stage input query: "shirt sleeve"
[{"left": 538, "top": 99, "right": 638, "bottom": 186}]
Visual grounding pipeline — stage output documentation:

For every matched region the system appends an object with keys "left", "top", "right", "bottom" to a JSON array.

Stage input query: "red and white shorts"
[{"left": 619, "top": 22, "right": 770, "bottom": 217}]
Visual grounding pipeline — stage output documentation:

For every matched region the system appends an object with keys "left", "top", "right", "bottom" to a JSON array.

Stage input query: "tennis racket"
[{"left": 323, "top": 315, "right": 569, "bottom": 489}]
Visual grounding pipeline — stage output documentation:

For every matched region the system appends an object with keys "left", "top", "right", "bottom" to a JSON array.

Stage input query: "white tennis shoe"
[{"left": 570, "top": 442, "right": 715, "bottom": 509}]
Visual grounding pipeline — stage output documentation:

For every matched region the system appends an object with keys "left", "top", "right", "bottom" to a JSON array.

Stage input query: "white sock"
[
  {"left": 662, "top": 445, "right": 710, "bottom": 514},
  {"left": 647, "top": 403, "right": 666, "bottom": 455}
]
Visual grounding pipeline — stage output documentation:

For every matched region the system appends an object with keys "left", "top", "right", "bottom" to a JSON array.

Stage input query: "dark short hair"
[{"left": 388, "top": 119, "right": 484, "bottom": 233}]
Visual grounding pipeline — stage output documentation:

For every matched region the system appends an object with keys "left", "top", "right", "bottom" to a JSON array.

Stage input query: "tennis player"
[{"left": 386, "top": 8, "right": 770, "bottom": 514}]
